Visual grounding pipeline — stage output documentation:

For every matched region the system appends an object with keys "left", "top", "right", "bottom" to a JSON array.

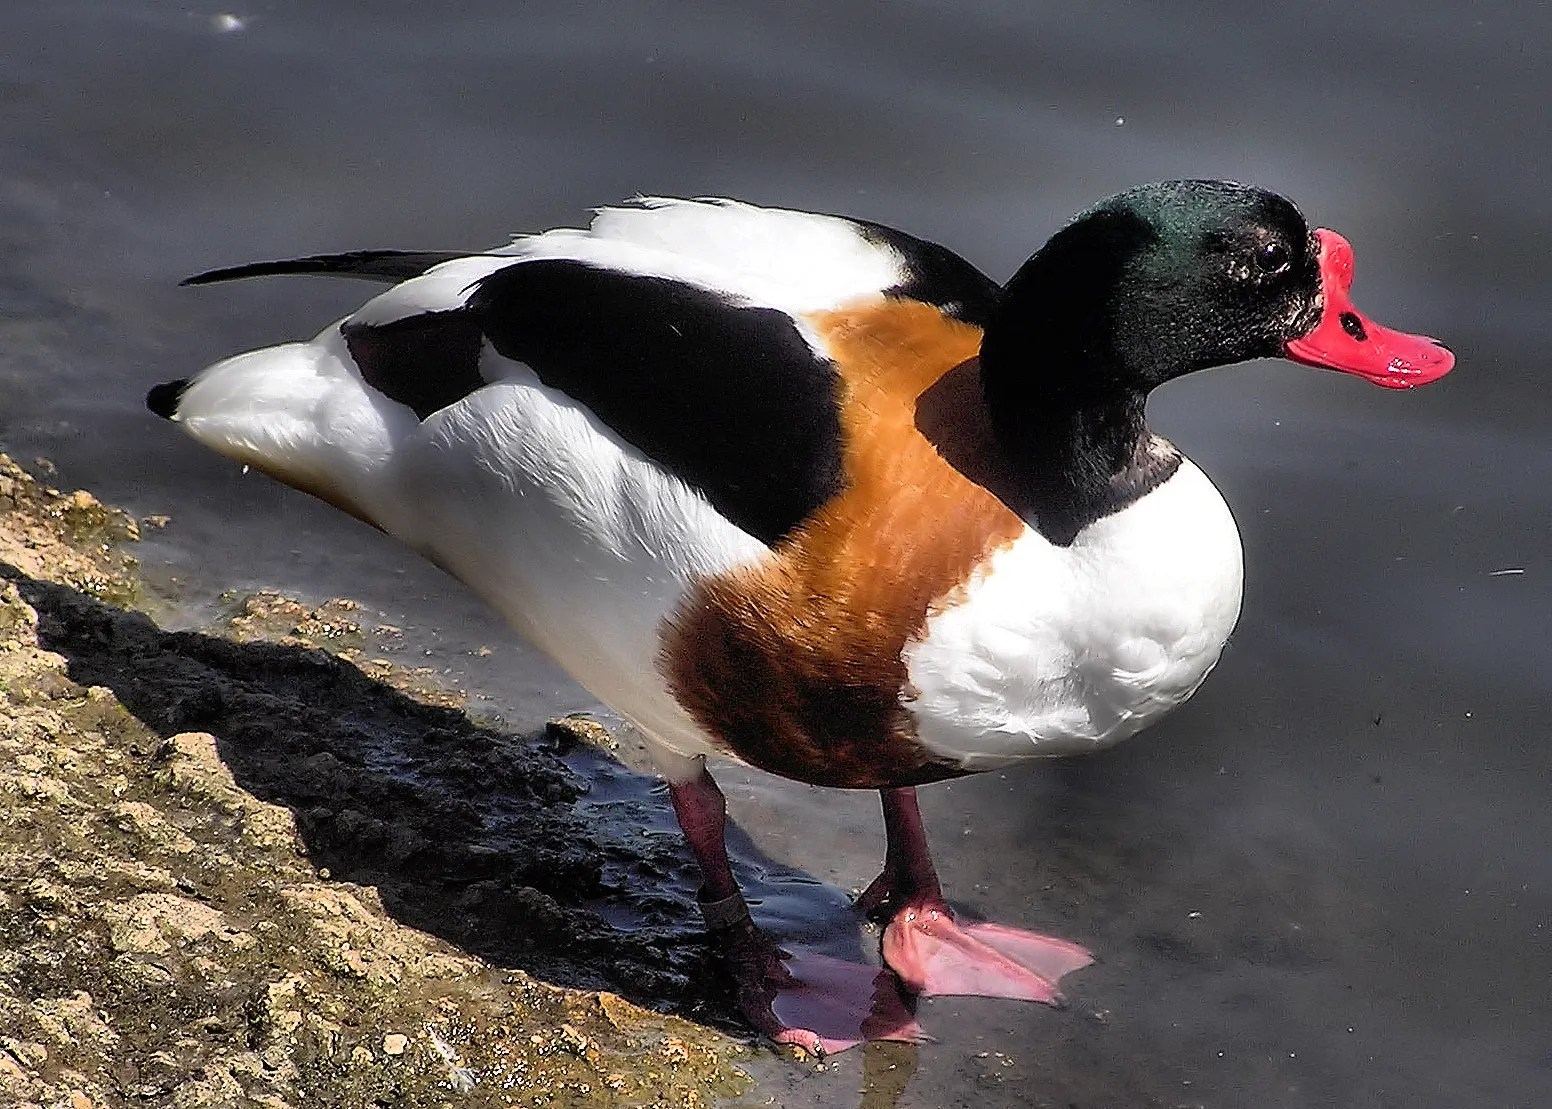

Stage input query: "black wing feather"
[
  {"left": 467, "top": 260, "right": 847, "bottom": 547},
  {"left": 180, "top": 249, "right": 472, "bottom": 287},
  {"left": 854, "top": 220, "right": 1001, "bottom": 326}
]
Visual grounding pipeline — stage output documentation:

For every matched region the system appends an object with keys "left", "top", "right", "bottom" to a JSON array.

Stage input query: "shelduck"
[{"left": 149, "top": 180, "right": 1453, "bottom": 1053}]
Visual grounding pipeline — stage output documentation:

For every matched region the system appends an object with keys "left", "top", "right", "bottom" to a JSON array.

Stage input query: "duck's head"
[{"left": 981, "top": 179, "right": 1454, "bottom": 416}]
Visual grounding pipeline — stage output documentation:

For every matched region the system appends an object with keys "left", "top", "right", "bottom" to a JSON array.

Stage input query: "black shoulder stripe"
[
  {"left": 853, "top": 220, "right": 1001, "bottom": 326},
  {"left": 341, "top": 309, "right": 486, "bottom": 421},
  {"left": 470, "top": 260, "right": 846, "bottom": 546},
  {"left": 181, "top": 249, "right": 472, "bottom": 287}
]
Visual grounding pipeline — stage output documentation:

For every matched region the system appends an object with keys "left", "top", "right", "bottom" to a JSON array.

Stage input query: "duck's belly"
[
  {"left": 901, "top": 460, "right": 1245, "bottom": 770},
  {"left": 375, "top": 370, "right": 769, "bottom": 780}
]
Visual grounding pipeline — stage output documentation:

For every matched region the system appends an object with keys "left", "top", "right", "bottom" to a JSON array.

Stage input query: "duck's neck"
[
  {"left": 965, "top": 206, "right": 1179, "bottom": 544},
  {"left": 978, "top": 366, "right": 1180, "bottom": 545},
  {"left": 913, "top": 352, "right": 1181, "bottom": 547}
]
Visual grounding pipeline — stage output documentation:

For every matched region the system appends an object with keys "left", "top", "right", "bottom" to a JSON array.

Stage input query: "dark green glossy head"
[{"left": 983, "top": 180, "right": 1324, "bottom": 399}]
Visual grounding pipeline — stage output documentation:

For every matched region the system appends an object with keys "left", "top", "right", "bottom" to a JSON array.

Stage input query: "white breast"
[{"left": 901, "top": 457, "right": 1245, "bottom": 769}]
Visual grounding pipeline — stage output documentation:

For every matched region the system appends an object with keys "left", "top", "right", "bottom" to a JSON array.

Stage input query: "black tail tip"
[{"left": 146, "top": 379, "right": 190, "bottom": 419}]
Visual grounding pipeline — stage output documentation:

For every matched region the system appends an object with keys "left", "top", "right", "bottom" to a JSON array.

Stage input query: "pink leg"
[
  {"left": 669, "top": 766, "right": 919, "bottom": 1054},
  {"left": 862, "top": 788, "right": 1093, "bottom": 1003},
  {"left": 856, "top": 786, "right": 942, "bottom": 913}
]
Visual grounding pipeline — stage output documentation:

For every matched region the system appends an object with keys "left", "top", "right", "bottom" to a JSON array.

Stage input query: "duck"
[{"left": 148, "top": 180, "right": 1453, "bottom": 1054}]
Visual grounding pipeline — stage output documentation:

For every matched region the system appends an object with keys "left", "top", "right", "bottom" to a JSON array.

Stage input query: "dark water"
[{"left": 3, "top": 2, "right": 1550, "bottom": 1105}]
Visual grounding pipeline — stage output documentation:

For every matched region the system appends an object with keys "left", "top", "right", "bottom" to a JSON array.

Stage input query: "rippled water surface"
[{"left": 3, "top": 3, "right": 1550, "bottom": 1106}]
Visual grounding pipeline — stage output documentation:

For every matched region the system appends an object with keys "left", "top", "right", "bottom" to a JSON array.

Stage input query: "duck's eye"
[{"left": 1255, "top": 241, "right": 1290, "bottom": 274}]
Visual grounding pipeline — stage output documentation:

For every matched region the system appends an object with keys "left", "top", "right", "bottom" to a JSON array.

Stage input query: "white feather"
[
  {"left": 348, "top": 198, "right": 907, "bottom": 328},
  {"left": 173, "top": 329, "right": 421, "bottom": 523},
  {"left": 372, "top": 349, "right": 770, "bottom": 781},
  {"left": 902, "top": 458, "right": 1245, "bottom": 769}
]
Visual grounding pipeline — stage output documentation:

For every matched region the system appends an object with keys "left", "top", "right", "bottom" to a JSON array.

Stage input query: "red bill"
[{"left": 1284, "top": 229, "right": 1454, "bottom": 388}]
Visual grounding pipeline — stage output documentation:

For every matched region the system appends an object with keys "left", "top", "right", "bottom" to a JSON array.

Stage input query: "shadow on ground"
[{"left": 7, "top": 561, "right": 761, "bottom": 1030}]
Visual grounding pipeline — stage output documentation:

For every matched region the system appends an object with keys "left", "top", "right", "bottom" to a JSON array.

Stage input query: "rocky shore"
[{"left": 0, "top": 453, "right": 756, "bottom": 1108}]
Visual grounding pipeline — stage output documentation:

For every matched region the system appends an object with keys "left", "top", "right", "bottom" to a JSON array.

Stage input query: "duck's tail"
[
  {"left": 152, "top": 246, "right": 523, "bottom": 530},
  {"left": 147, "top": 324, "right": 421, "bottom": 530}
]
